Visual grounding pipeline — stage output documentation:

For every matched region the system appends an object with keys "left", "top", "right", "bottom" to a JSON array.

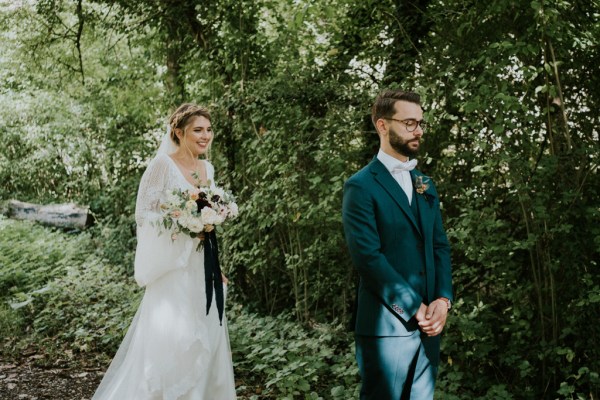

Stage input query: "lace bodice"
[{"left": 135, "top": 154, "right": 215, "bottom": 227}]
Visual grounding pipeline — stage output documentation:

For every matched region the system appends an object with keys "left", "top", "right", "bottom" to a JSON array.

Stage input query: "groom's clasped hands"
[{"left": 416, "top": 300, "right": 449, "bottom": 337}]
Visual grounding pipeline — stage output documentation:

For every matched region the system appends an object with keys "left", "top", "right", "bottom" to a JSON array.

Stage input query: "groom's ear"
[{"left": 375, "top": 118, "right": 388, "bottom": 137}]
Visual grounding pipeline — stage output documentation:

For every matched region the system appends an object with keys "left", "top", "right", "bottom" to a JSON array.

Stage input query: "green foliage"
[
  {"left": 0, "top": 217, "right": 140, "bottom": 355},
  {"left": 216, "top": 74, "right": 367, "bottom": 322},
  {"left": 228, "top": 304, "right": 359, "bottom": 399},
  {"left": 418, "top": 0, "right": 600, "bottom": 398},
  {"left": 32, "top": 256, "right": 141, "bottom": 354},
  {"left": 0, "top": 216, "right": 95, "bottom": 299},
  {"left": 0, "top": 0, "right": 166, "bottom": 225},
  {"left": 1, "top": 0, "right": 599, "bottom": 398},
  {"left": 1, "top": 218, "right": 359, "bottom": 397},
  {"left": 0, "top": 301, "right": 23, "bottom": 341}
]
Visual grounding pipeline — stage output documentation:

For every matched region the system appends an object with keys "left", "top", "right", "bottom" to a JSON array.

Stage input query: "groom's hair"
[{"left": 371, "top": 89, "right": 421, "bottom": 128}]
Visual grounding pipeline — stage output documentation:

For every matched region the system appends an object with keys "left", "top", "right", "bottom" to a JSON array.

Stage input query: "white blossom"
[{"left": 201, "top": 207, "right": 224, "bottom": 225}]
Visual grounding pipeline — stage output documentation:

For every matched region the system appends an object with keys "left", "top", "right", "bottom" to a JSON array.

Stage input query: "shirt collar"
[{"left": 377, "top": 149, "right": 414, "bottom": 173}]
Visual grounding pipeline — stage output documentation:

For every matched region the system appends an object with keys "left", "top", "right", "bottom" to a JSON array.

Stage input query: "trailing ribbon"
[{"left": 203, "top": 230, "right": 224, "bottom": 325}]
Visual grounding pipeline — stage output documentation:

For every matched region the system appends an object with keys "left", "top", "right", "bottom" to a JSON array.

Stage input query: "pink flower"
[{"left": 171, "top": 210, "right": 181, "bottom": 218}]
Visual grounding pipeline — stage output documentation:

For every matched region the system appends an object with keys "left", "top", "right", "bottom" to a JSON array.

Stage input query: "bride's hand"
[{"left": 221, "top": 273, "right": 229, "bottom": 285}]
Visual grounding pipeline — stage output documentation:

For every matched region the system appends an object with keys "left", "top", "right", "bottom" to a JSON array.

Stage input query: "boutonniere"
[
  {"left": 414, "top": 176, "right": 435, "bottom": 207},
  {"left": 414, "top": 176, "right": 429, "bottom": 194}
]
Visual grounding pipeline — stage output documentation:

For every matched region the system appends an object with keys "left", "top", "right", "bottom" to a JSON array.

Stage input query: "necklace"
[
  {"left": 172, "top": 155, "right": 199, "bottom": 172},
  {"left": 171, "top": 155, "right": 205, "bottom": 186}
]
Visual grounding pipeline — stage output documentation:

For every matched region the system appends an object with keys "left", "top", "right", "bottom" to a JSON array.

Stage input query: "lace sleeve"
[
  {"left": 133, "top": 155, "right": 196, "bottom": 287},
  {"left": 135, "top": 156, "right": 169, "bottom": 227}
]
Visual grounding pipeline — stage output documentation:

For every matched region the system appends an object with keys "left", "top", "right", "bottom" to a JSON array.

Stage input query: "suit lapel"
[
  {"left": 411, "top": 170, "right": 434, "bottom": 239},
  {"left": 370, "top": 159, "right": 422, "bottom": 238}
]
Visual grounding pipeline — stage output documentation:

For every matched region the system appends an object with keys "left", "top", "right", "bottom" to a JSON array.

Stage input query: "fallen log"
[{"left": 3, "top": 200, "right": 93, "bottom": 229}]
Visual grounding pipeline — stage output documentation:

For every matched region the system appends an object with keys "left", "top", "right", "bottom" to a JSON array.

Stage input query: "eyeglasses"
[{"left": 384, "top": 118, "right": 427, "bottom": 132}]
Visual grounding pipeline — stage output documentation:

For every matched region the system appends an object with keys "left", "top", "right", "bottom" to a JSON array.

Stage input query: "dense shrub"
[
  {"left": 228, "top": 304, "right": 359, "bottom": 399},
  {"left": 0, "top": 217, "right": 141, "bottom": 356},
  {"left": 0, "top": 217, "right": 361, "bottom": 397}
]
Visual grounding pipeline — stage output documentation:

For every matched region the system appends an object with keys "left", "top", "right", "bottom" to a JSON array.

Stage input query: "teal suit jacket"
[{"left": 342, "top": 157, "right": 453, "bottom": 337}]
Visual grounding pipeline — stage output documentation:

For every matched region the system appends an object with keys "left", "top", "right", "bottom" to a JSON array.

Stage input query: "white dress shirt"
[{"left": 377, "top": 149, "right": 417, "bottom": 205}]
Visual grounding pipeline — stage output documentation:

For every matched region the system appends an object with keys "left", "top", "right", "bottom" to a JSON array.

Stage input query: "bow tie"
[{"left": 391, "top": 159, "right": 417, "bottom": 173}]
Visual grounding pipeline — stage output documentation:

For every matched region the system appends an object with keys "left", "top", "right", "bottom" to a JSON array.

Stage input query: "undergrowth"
[{"left": 0, "top": 216, "right": 359, "bottom": 398}]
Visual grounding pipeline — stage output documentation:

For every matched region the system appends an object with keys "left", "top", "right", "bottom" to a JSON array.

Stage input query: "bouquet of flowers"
[{"left": 157, "top": 185, "right": 239, "bottom": 243}]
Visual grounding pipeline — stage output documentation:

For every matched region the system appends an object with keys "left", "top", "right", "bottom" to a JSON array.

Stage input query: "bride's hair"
[{"left": 168, "top": 103, "right": 212, "bottom": 145}]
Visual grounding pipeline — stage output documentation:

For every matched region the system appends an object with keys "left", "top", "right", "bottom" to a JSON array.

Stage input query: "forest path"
[{"left": 0, "top": 356, "right": 102, "bottom": 400}]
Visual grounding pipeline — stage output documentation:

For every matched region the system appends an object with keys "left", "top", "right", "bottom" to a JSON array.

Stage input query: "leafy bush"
[
  {"left": 1, "top": 217, "right": 361, "bottom": 398},
  {"left": 228, "top": 304, "right": 359, "bottom": 399},
  {"left": 0, "top": 216, "right": 94, "bottom": 298},
  {"left": 0, "top": 216, "right": 140, "bottom": 356},
  {"left": 32, "top": 256, "right": 141, "bottom": 354}
]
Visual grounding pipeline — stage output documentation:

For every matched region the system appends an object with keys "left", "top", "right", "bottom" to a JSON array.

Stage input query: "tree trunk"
[{"left": 3, "top": 200, "right": 93, "bottom": 229}]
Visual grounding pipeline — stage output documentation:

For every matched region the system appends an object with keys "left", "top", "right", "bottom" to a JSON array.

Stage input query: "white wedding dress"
[{"left": 92, "top": 154, "right": 236, "bottom": 400}]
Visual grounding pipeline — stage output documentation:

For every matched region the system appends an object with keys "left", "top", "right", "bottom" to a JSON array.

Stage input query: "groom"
[{"left": 342, "top": 89, "right": 453, "bottom": 399}]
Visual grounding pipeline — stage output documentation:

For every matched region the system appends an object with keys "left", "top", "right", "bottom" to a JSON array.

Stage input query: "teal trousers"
[{"left": 355, "top": 333, "right": 440, "bottom": 400}]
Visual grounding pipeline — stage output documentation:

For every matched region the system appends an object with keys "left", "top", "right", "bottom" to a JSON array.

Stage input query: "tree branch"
[{"left": 75, "top": 0, "right": 85, "bottom": 85}]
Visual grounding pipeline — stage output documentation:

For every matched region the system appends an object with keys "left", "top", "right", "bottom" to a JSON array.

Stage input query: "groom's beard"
[{"left": 389, "top": 126, "right": 420, "bottom": 158}]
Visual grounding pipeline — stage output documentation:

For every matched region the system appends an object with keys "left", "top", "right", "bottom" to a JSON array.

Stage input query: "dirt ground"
[
  {"left": 0, "top": 358, "right": 103, "bottom": 400},
  {"left": 0, "top": 354, "right": 260, "bottom": 400}
]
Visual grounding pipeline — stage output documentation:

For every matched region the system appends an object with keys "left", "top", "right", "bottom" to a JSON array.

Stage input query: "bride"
[{"left": 92, "top": 104, "right": 236, "bottom": 400}]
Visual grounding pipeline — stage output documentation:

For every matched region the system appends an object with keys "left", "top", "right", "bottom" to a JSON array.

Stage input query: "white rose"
[
  {"left": 185, "top": 200, "right": 197, "bottom": 211},
  {"left": 177, "top": 217, "right": 189, "bottom": 228},
  {"left": 180, "top": 208, "right": 192, "bottom": 219},
  {"left": 178, "top": 214, "right": 191, "bottom": 228},
  {"left": 213, "top": 187, "right": 225, "bottom": 198},
  {"left": 201, "top": 207, "right": 222, "bottom": 225},
  {"left": 187, "top": 217, "right": 205, "bottom": 233}
]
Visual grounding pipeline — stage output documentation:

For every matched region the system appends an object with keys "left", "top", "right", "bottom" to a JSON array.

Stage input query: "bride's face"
[{"left": 179, "top": 116, "right": 213, "bottom": 156}]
